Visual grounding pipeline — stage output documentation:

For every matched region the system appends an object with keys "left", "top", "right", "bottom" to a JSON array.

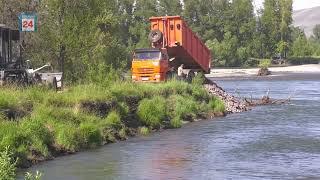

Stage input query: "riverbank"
[
  {"left": 26, "top": 78, "right": 320, "bottom": 179},
  {"left": 208, "top": 64, "right": 320, "bottom": 80},
  {"left": 0, "top": 79, "right": 226, "bottom": 170}
]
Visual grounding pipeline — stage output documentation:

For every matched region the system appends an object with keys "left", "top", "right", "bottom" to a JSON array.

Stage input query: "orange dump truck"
[{"left": 131, "top": 16, "right": 212, "bottom": 82}]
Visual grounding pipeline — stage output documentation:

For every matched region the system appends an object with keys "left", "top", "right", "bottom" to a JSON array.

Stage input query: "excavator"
[{"left": 0, "top": 24, "right": 62, "bottom": 89}]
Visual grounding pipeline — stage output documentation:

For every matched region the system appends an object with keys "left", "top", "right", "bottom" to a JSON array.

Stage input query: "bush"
[
  {"left": 137, "top": 96, "right": 167, "bottom": 129},
  {"left": 258, "top": 59, "right": 271, "bottom": 68},
  {"left": 0, "top": 147, "right": 17, "bottom": 180},
  {"left": 287, "top": 57, "right": 320, "bottom": 65}
]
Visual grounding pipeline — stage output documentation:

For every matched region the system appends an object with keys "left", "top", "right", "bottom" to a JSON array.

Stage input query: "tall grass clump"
[
  {"left": 138, "top": 127, "right": 150, "bottom": 136},
  {"left": 53, "top": 123, "right": 80, "bottom": 152},
  {"left": 25, "top": 171, "right": 42, "bottom": 180},
  {"left": 0, "top": 147, "right": 17, "bottom": 180},
  {"left": 79, "top": 123, "right": 102, "bottom": 148},
  {"left": 0, "top": 122, "right": 28, "bottom": 160},
  {"left": 20, "top": 118, "right": 53, "bottom": 157},
  {"left": 208, "top": 97, "right": 226, "bottom": 113},
  {"left": 137, "top": 96, "right": 167, "bottom": 129},
  {"left": 101, "top": 111, "right": 123, "bottom": 130},
  {"left": 167, "top": 95, "right": 199, "bottom": 128}
]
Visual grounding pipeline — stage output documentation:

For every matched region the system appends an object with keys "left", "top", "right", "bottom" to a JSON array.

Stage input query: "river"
[{"left": 21, "top": 76, "right": 320, "bottom": 179}]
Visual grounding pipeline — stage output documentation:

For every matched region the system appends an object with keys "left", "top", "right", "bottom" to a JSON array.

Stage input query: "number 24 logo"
[{"left": 22, "top": 20, "right": 33, "bottom": 28}]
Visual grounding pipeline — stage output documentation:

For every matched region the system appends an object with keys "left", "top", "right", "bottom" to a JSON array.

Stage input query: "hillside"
[{"left": 293, "top": 6, "right": 320, "bottom": 37}]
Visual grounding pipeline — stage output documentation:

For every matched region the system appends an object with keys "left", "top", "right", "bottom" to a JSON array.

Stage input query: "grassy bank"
[{"left": 0, "top": 79, "right": 225, "bottom": 170}]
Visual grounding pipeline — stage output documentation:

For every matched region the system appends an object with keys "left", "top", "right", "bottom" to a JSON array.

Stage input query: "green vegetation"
[
  {"left": 0, "top": 147, "right": 17, "bottom": 180},
  {"left": 138, "top": 127, "right": 150, "bottom": 136},
  {"left": 137, "top": 96, "right": 167, "bottom": 129},
  {"left": 287, "top": 57, "right": 320, "bottom": 65},
  {"left": 0, "top": 80, "right": 225, "bottom": 171},
  {"left": 258, "top": 59, "right": 272, "bottom": 69}
]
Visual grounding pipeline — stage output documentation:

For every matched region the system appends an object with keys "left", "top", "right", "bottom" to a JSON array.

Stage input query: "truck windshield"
[{"left": 134, "top": 51, "right": 161, "bottom": 60}]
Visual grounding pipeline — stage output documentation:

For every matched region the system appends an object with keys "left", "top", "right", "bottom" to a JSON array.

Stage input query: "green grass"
[
  {"left": 0, "top": 147, "right": 17, "bottom": 180},
  {"left": 137, "top": 96, "right": 167, "bottom": 129},
  {"left": 138, "top": 127, "right": 150, "bottom": 136},
  {"left": 208, "top": 97, "right": 226, "bottom": 113},
  {"left": 258, "top": 59, "right": 272, "bottom": 68},
  {"left": 0, "top": 79, "right": 226, "bottom": 169}
]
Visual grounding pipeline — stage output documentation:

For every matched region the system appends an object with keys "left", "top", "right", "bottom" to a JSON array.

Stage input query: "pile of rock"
[{"left": 204, "top": 79, "right": 249, "bottom": 113}]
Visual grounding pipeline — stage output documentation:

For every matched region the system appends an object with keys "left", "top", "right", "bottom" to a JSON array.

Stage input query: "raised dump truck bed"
[{"left": 149, "top": 16, "right": 211, "bottom": 73}]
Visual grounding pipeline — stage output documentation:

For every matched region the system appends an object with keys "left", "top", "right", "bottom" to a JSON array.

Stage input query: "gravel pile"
[{"left": 204, "top": 79, "right": 249, "bottom": 113}]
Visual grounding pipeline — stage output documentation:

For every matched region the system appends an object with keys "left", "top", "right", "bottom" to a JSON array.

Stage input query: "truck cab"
[{"left": 132, "top": 48, "right": 169, "bottom": 82}]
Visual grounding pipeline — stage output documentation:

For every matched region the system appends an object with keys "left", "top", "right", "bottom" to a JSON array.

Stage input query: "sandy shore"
[{"left": 207, "top": 64, "right": 320, "bottom": 80}]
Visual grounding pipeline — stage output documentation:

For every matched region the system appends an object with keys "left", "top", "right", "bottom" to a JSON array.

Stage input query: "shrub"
[
  {"left": 79, "top": 123, "right": 102, "bottom": 148},
  {"left": 258, "top": 59, "right": 271, "bottom": 68},
  {"left": 0, "top": 147, "right": 17, "bottom": 180},
  {"left": 287, "top": 57, "right": 320, "bottom": 65},
  {"left": 137, "top": 96, "right": 167, "bottom": 129}
]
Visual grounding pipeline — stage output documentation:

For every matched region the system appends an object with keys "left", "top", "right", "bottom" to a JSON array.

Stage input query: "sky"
[{"left": 254, "top": 0, "right": 320, "bottom": 11}]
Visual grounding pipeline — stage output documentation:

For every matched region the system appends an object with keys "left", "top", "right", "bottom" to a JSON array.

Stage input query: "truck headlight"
[
  {"left": 152, "top": 62, "right": 160, "bottom": 66},
  {"left": 155, "top": 74, "right": 161, "bottom": 79},
  {"left": 132, "top": 75, "right": 137, "bottom": 79}
]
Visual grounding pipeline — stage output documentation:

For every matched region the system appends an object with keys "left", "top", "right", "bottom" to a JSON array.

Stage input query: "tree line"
[{"left": 1, "top": 0, "right": 320, "bottom": 82}]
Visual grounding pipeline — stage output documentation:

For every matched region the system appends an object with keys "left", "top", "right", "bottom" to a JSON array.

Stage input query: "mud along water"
[{"left": 21, "top": 76, "right": 320, "bottom": 179}]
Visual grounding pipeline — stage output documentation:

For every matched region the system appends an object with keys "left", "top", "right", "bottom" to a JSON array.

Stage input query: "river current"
[{"left": 22, "top": 77, "right": 320, "bottom": 180}]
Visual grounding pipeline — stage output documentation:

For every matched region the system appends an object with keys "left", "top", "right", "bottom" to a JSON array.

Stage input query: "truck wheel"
[
  {"left": 187, "top": 70, "right": 195, "bottom": 83},
  {"left": 149, "top": 30, "right": 163, "bottom": 43}
]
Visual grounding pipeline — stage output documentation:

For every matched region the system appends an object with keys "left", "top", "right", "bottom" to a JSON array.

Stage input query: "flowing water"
[{"left": 21, "top": 76, "right": 320, "bottom": 180}]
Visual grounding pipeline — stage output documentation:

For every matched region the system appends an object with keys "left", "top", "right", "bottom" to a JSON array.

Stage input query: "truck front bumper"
[{"left": 132, "top": 73, "right": 165, "bottom": 82}]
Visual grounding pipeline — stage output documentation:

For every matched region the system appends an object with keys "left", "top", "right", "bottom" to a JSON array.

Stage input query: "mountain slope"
[{"left": 293, "top": 6, "right": 320, "bottom": 37}]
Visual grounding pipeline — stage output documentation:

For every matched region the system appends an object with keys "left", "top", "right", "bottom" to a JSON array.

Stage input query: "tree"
[
  {"left": 158, "top": 0, "right": 182, "bottom": 16},
  {"left": 260, "top": 0, "right": 281, "bottom": 58},
  {"left": 129, "top": 0, "right": 159, "bottom": 49},
  {"left": 290, "top": 35, "right": 312, "bottom": 57},
  {"left": 31, "top": 0, "right": 127, "bottom": 82},
  {"left": 313, "top": 24, "right": 320, "bottom": 42},
  {"left": 278, "top": 0, "right": 293, "bottom": 58}
]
